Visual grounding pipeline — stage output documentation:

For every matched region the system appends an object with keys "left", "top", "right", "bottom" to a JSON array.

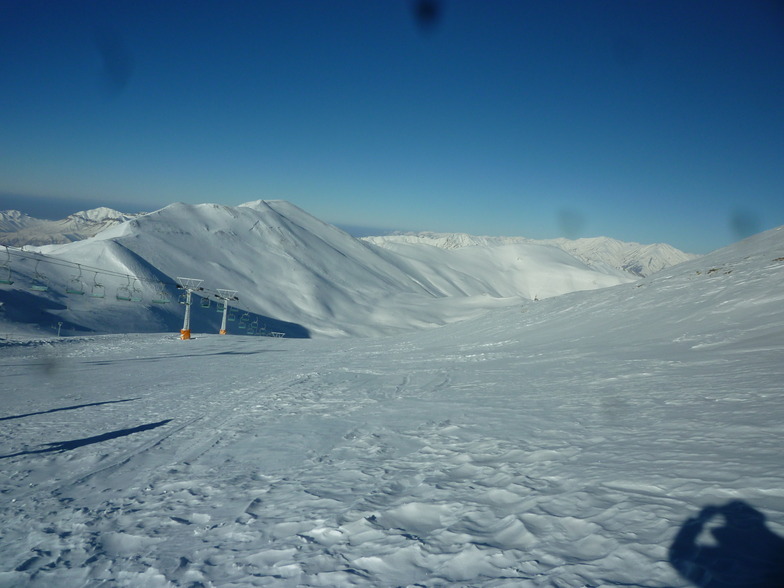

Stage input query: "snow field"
[{"left": 1, "top": 227, "right": 783, "bottom": 586}]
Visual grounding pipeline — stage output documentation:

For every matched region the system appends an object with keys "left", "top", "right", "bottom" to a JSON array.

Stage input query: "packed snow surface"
[{"left": 1, "top": 227, "right": 783, "bottom": 587}]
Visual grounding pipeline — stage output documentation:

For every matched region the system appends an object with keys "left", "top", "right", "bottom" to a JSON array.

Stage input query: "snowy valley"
[{"left": 1, "top": 202, "right": 783, "bottom": 587}]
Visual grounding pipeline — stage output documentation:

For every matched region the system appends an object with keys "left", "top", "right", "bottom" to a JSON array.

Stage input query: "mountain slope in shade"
[
  {"left": 0, "top": 208, "right": 139, "bottom": 246},
  {"left": 364, "top": 232, "right": 698, "bottom": 277},
  {"left": 0, "top": 200, "right": 635, "bottom": 337}
]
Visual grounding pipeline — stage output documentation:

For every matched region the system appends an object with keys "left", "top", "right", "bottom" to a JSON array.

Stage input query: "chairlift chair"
[
  {"left": 238, "top": 312, "right": 249, "bottom": 329},
  {"left": 0, "top": 247, "right": 14, "bottom": 285},
  {"left": 30, "top": 259, "right": 49, "bottom": 292},
  {"left": 178, "top": 293, "right": 188, "bottom": 305},
  {"left": 200, "top": 297, "right": 210, "bottom": 309},
  {"left": 0, "top": 265, "right": 12, "bottom": 285},
  {"left": 65, "top": 265, "right": 85, "bottom": 295},
  {"left": 66, "top": 277, "right": 85, "bottom": 295},
  {"left": 89, "top": 272, "right": 105, "bottom": 298},
  {"left": 228, "top": 309, "right": 237, "bottom": 321},
  {"left": 130, "top": 279, "right": 143, "bottom": 302},
  {"left": 152, "top": 282, "right": 170, "bottom": 304},
  {"left": 216, "top": 300, "right": 226, "bottom": 313},
  {"left": 116, "top": 276, "right": 133, "bottom": 301}
]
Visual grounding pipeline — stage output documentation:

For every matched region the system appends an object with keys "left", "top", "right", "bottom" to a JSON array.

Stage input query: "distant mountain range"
[
  {"left": 364, "top": 232, "right": 698, "bottom": 277},
  {"left": 0, "top": 207, "right": 140, "bottom": 246}
]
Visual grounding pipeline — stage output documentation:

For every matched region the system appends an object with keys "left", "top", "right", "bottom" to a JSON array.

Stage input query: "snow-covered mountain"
[
  {"left": 4, "top": 209, "right": 697, "bottom": 278},
  {"left": 1, "top": 223, "right": 782, "bottom": 587},
  {"left": 540, "top": 236, "right": 699, "bottom": 276},
  {"left": 364, "top": 232, "right": 698, "bottom": 277},
  {"left": 0, "top": 200, "right": 635, "bottom": 338},
  {"left": 0, "top": 209, "right": 44, "bottom": 233},
  {"left": 0, "top": 207, "right": 139, "bottom": 246}
]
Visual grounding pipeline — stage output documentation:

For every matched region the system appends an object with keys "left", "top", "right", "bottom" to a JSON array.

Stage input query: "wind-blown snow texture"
[{"left": 1, "top": 226, "right": 783, "bottom": 587}]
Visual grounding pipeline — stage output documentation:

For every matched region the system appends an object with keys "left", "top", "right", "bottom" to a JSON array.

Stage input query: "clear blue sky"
[{"left": 1, "top": 0, "right": 783, "bottom": 253}]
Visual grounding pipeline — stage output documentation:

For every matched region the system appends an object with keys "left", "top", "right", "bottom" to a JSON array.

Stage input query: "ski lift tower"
[
  {"left": 176, "top": 277, "right": 203, "bottom": 340},
  {"left": 216, "top": 289, "right": 238, "bottom": 335}
]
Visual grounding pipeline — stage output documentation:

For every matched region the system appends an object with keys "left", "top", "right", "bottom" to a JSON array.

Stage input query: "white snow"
[
  {"left": 0, "top": 208, "right": 139, "bottom": 247},
  {"left": 364, "top": 231, "right": 699, "bottom": 277},
  {"left": 0, "top": 201, "right": 638, "bottom": 338},
  {"left": 0, "top": 210, "right": 44, "bottom": 233},
  {"left": 1, "top": 225, "right": 783, "bottom": 587}
]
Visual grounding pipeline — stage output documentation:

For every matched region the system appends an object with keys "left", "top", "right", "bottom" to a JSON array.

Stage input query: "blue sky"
[{"left": 1, "top": 0, "right": 782, "bottom": 253}]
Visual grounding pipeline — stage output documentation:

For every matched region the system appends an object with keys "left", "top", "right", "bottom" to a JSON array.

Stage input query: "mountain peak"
[
  {"left": 66, "top": 207, "right": 135, "bottom": 223},
  {"left": 1, "top": 210, "right": 41, "bottom": 233}
]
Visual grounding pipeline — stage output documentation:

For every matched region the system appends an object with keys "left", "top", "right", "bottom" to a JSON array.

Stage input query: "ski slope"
[{"left": 1, "top": 226, "right": 783, "bottom": 587}]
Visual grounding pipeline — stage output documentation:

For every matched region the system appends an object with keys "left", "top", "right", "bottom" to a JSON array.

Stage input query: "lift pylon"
[
  {"left": 216, "top": 289, "right": 238, "bottom": 335},
  {"left": 176, "top": 277, "right": 203, "bottom": 340}
]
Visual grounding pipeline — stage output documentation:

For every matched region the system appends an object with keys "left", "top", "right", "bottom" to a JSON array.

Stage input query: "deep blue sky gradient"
[{"left": 1, "top": 0, "right": 783, "bottom": 252}]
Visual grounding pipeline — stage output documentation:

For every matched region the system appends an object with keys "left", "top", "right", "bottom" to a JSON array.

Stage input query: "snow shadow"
[
  {"left": 0, "top": 419, "right": 172, "bottom": 459},
  {"left": 669, "top": 500, "right": 784, "bottom": 587},
  {"left": 0, "top": 398, "right": 139, "bottom": 422},
  {"left": 0, "top": 288, "right": 89, "bottom": 335},
  {"left": 150, "top": 301, "right": 311, "bottom": 339}
]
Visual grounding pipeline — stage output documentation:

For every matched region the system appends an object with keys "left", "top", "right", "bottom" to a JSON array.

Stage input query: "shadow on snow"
[
  {"left": 0, "top": 419, "right": 172, "bottom": 459},
  {"left": 669, "top": 500, "right": 784, "bottom": 587},
  {"left": 0, "top": 398, "right": 139, "bottom": 422},
  {"left": 0, "top": 286, "right": 310, "bottom": 339}
]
